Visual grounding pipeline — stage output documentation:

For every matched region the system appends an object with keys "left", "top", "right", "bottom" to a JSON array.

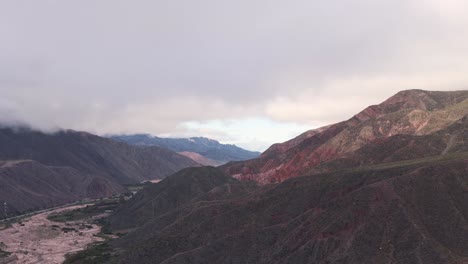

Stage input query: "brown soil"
[{"left": 0, "top": 205, "right": 104, "bottom": 264}]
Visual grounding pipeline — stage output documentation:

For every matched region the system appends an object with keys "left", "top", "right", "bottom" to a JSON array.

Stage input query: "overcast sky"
[{"left": 1, "top": 0, "right": 467, "bottom": 151}]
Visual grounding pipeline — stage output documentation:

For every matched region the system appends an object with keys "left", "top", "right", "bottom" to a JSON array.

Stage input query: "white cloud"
[
  {"left": 0, "top": 0, "right": 467, "bottom": 150},
  {"left": 178, "top": 118, "right": 312, "bottom": 151}
]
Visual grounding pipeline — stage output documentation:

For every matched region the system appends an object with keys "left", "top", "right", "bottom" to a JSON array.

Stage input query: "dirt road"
[{"left": 0, "top": 205, "right": 104, "bottom": 264}]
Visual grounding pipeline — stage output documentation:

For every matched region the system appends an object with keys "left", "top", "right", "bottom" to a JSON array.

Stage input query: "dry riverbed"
[{"left": 0, "top": 205, "right": 106, "bottom": 264}]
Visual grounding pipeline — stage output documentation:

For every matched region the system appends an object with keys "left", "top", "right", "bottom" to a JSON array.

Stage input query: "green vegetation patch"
[
  {"left": 48, "top": 200, "right": 120, "bottom": 223},
  {"left": 0, "top": 248, "right": 11, "bottom": 258},
  {"left": 64, "top": 243, "right": 114, "bottom": 264},
  {"left": 48, "top": 209, "right": 89, "bottom": 222}
]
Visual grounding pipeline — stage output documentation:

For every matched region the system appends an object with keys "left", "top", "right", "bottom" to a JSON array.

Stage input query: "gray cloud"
[{"left": 0, "top": 0, "right": 467, "bottom": 149}]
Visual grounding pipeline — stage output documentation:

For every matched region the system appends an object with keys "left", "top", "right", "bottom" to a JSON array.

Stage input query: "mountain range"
[
  {"left": 92, "top": 89, "right": 468, "bottom": 264},
  {"left": 0, "top": 128, "right": 198, "bottom": 218},
  {"left": 222, "top": 89, "right": 468, "bottom": 183},
  {"left": 111, "top": 135, "right": 260, "bottom": 165},
  {"left": 106, "top": 156, "right": 467, "bottom": 264},
  {"left": 1, "top": 89, "right": 467, "bottom": 263}
]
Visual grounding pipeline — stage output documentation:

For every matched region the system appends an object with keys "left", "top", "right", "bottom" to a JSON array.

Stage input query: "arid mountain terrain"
[
  {"left": 0, "top": 128, "right": 198, "bottom": 218},
  {"left": 107, "top": 166, "right": 250, "bottom": 232},
  {"left": 223, "top": 89, "right": 468, "bottom": 183},
  {"left": 111, "top": 135, "right": 261, "bottom": 165},
  {"left": 77, "top": 89, "right": 468, "bottom": 264},
  {"left": 2, "top": 89, "right": 467, "bottom": 264},
  {"left": 105, "top": 156, "right": 467, "bottom": 264},
  {"left": 0, "top": 160, "right": 123, "bottom": 217}
]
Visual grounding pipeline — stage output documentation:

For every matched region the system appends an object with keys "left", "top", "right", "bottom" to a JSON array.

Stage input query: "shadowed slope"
[
  {"left": 0, "top": 128, "right": 199, "bottom": 184},
  {"left": 107, "top": 166, "right": 242, "bottom": 231},
  {"left": 108, "top": 154, "right": 468, "bottom": 264},
  {"left": 0, "top": 160, "right": 123, "bottom": 217},
  {"left": 0, "top": 128, "right": 199, "bottom": 217}
]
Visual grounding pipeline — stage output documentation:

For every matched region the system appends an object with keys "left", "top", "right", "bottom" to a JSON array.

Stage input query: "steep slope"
[
  {"left": 310, "top": 116, "right": 468, "bottom": 174},
  {"left": 178, "top": 151, "right": 221, "bottom": 166},
  {"left": 0, "top": 127, "right": 199, "bottom": 217},
  {"left": 111, "top": 135, "right": 261, "bottom": 164},
  {"left": 107, "top": 166, "right": 243, "bottom": 231},
  {"left": 105, "top": 154, "right": 468, "bottom": 264},
  {"left": 0, "top": 160, "right": 123, "bottom": 218},
  {"left": 0, "top": 128, "right": 199, "bottom": 184},
  {"left": 223, "top": 89, "right": 468, "bottom": 183}
]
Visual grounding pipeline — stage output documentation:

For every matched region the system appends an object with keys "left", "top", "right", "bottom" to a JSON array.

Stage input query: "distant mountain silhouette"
[{"left": 111, "top": 135, "right": 260, "bottom": 165}]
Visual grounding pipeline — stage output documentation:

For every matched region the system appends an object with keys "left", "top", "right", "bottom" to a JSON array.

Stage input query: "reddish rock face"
[{"left": 222, "top": 89, "right": 468, "bottom": 184}]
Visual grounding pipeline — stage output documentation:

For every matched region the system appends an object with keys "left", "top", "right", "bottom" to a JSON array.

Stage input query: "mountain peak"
[
  {"left": 223, "top": 89, "right": 468, "bottom": 184},
  {"left": 354, "top": 89, "right": 468, "bottom": 121}
]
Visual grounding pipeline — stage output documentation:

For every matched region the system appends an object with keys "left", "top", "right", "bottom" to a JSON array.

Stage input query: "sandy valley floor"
[{"left": 0, "top": 205, "right": 104, "bottom": 264}]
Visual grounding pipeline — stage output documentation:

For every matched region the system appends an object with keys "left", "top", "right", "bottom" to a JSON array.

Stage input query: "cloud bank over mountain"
[{"left": 1, "top": 0, "right": 467, "bottom": 150}]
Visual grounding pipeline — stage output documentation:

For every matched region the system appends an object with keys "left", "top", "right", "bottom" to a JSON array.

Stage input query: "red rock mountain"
[
  {"left": 223, "top": 89, "right": 468, "bottom": 183},
  {"left": 73, "top": 89, "right": 468, "bottom": 264},
  {"left": 107, "top": 157, "right": 468, "bottom": 264}
]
